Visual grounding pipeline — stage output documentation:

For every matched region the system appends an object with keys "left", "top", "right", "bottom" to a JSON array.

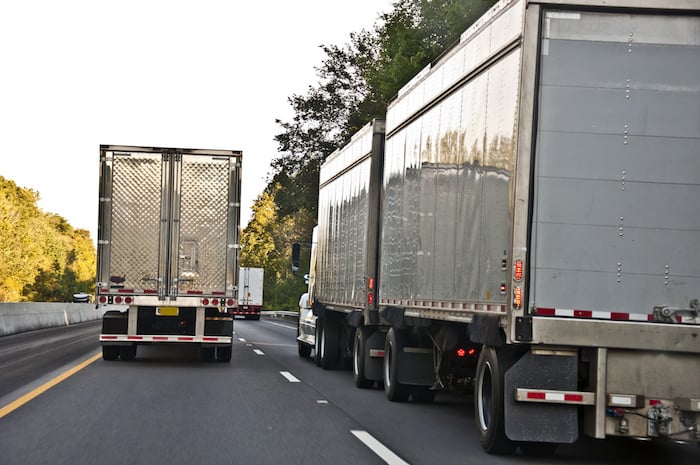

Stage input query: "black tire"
[
  {"left": 298, "top": 341, "right": 312, "bottom": 358},
  {"left": 384, "top": 328, "right": 410, "bottom": 402},
  {"left": 217, "top": 345, "right": 232, "bottom": 363},
  {"left": 318, "top": 317, "right": 340, "bottom": 370},
  {"left": 353, "top": 327, "right": 373, "bottom": 388},
  {"left": 120, "top": 345, "right": 137, "bottom": 361},
  {"left": 314, "top": 322, "right": 323, "bottom": 367},
  {"left": 201, "top": 346, "right": 215, "bottom": 361},
  {"left": 102, "top": 345, "right": 119, "bottom": 361},
  {"left": 519, "top": 442, "right": 558, "bottom": 457},
  {"left": 475, "top": 345, "right": 518, "bottom": 455},
  {"left": 411, "top": 386, "right": 437, "bottom": 403}
]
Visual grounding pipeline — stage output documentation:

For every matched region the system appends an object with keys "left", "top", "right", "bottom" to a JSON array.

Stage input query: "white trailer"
[
  {"left": 233, "top": 267, "right": 264, "bottom": 320},
  {"left": 298, "top": 0, "right": 700, "bottom": 455},
  {"left": 97, "top": 145, "right": 242, "bottom": 362}
]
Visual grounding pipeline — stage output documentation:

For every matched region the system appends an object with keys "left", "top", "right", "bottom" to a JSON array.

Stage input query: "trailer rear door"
[{"left": 530, "top": 10, "right": 700, "bottom": 320}]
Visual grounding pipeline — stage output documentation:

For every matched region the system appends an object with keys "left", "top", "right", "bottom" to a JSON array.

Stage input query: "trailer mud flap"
[
  {"left": 504, "top": 352, "right": 578, "bottom": 443},
  {"left": 398, "top": 346, "right": 433, "bottom": 386}
]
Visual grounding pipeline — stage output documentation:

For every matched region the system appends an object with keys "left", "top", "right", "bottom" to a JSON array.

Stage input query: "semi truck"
[
  {"left": 296, "top": 0, "right": 700, "bottom": 455},
  {"left": 233, "top": 267, "right": 264, "bottom": 320},
  {"left": 97, "top": 145, "right": 242, "bottom": 362}
]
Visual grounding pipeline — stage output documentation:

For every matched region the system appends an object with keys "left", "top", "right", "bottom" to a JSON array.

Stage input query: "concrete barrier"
[{"left": 0, "top": 303, "right": 105, "bottom": 337}]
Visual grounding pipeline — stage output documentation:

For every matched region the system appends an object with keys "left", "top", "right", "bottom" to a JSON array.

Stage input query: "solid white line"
[
  {"left": 316, "top": 400, "right": 328, "bottom": 404},
  {"left": 351, "top": 430, "right": 410, "bottom": 465},
  {"left": 253, "top": 349, "right": 265, "bottom": 356},
  {"left": 280, "top": 371, "right": 300, "bottom": 383},
  {"left": 263, "top": 320, "right": 297, "bottom": 330}
]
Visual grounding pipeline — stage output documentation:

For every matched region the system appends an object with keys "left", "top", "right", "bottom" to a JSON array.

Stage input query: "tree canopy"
[
  {"left": 242, "top": 0, "right": 497, "bottom": 310},
  {"left": 0, "top": 176, "right": 95, "bottom": 302}
]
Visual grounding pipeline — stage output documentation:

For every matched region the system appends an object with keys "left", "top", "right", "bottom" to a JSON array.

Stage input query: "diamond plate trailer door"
[{"left": 98, "top": 146, "right": 241, "bottom": 300}]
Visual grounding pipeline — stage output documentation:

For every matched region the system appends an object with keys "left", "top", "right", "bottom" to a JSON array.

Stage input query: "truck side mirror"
[{"left": 292, "top": 243, "right": 300, "bottom": 272}]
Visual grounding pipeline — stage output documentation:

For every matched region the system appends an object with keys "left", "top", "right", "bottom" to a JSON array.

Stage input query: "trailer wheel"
[
  {"left": 298, "top": 341, "right": 312, "bottom": 358},
  {"left": 120, "top": 345, "right": 137, "bottom": 361},
  {"left": 314, "top": 322, "right": 323, "bottom": 366},
  {"left": 475, "top": 345, "right": 517, "bottom": 454},
  {"left": 217, "top": 345, "right": 232, "bottom": 363},
  {"left": 201, "top": 346, "right": 215, "bottom": 361},
  {"left": 102, "top": 346, "right": 119, "bottom": 361},
  {"left": 384, "top": 328, "right": 410, "bottom": 402},
  {"left": 353, "top": 327, "right": 373, "bottom": 388},
  {"left": 318, "top": 317, "right": 340, "bottom": 370}
]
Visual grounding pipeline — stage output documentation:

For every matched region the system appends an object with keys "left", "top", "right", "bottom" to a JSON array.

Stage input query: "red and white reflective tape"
[
  {"left": 515, "top": 388, "right": 595, "bottom": 405},
  {"left": 100, "top": 335, "right": 232, "bottom": 343},
  {"left": 380, "top": 299, "right": 506, "bottom": 313},
  {"left": 535, "top": 307, "right": 686, "bottom": 323}
]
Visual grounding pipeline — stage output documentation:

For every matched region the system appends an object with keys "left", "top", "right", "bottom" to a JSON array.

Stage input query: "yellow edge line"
[{"left": 0, "top": 352, "right": 102, "bottom": 419}]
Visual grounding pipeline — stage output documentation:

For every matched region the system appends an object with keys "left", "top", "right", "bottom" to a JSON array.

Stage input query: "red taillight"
[
  {"left": 99, "top": 296, "right": 107, "bottom": 304},
  {"left": 212, "top": 298, "right": 219, "bottom": 306},
  {"left": 457, "top": 348, "right": 477, "bottom": 358},
  {"left": 514, "top": 259, "right": 524, "bottom": 281},
  {"left": 500, "top": 283, "right": 507, "bottom": 294},
  {"left": 115, "top": 296, "right": 123, "bottom": 304},
  {"left": 513, "top": 286, "right": 522, "bottom": 309},
  {"left": 226, "top": 299, "right": 234, "bottom": 307},
  {"left": 202, "top": 298, "right": 210, "bottom": 306},
  {"left": 124, "top": 296, "right": 133, "bottom": 304},
  {"left": 368, "top": 292, "right": 374, "bottom": 305}
]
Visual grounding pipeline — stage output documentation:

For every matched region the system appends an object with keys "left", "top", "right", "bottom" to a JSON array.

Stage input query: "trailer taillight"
[
  {"left": 368, "top": 277, "right": 374, "bottom": 290},
  {"left": 514, "top": 259, "right": 523, "bottom": 281},
  {"left": 457, "top": 348, "right": 477, "bottom": 358},
  {"left": 368, "top": 292, "right": 374, "bottom": 305},
  {"left": 226, "top": 299, "right": 234, "bottom": 307},
  {"left": 513, "top": 286, "right": 522, "bottom": 309}
]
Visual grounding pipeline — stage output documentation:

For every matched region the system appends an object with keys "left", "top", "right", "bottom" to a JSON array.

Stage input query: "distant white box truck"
[
  {"left": 232, "top": 267, "right": 264, "bottom": 320},
  {"left": 296, "top": 0, "right": 700, "bottom": 455},
  {"left": 97, "top": 145, "right": 242, "bottom": 362}
]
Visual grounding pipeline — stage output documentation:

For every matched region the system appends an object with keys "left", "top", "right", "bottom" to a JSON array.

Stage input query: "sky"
[{"left": 0, "top": 0, "right": 393, "bottom": 242}]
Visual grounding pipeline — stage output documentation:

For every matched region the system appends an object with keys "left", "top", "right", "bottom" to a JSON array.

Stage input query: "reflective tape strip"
[
  {"left": 535, "top": 308, "right": 663, "bottom": 322},
  {"left": 515, "top": 388, "right": 595, "bottom": 405},
  {"left": 100, "top": 335, "right": 232, "bottom": 343}
]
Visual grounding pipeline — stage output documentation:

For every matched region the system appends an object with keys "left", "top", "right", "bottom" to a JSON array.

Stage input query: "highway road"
[{"left": 1, "top": 317, "right": 697, "bottom": 465}]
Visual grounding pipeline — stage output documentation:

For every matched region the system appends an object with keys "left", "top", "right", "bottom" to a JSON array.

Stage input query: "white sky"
[{"left": 0, "top": 0, "right": 393, "bottom": 242}]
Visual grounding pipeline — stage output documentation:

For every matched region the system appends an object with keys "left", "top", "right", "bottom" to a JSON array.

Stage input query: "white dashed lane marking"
[
  {"left": 351, "top": 430, "right": 410, "bottom": 465},
  {"left": 280, "top": 371, "right": 300, "bottom": 383},
  {"left": 253, "top": 349, "right": 265, "bottom": 356}
]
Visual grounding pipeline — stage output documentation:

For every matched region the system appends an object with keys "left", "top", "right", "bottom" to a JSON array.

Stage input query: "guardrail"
[
  {"left": 0, "top": 303, "right": 105, "bottom": 337},
  {"left": 0, "top": 304, "right": 297, "bottom": 338},
  {"left": 261, "top": 311, "right": 298, "bottom": 323}
]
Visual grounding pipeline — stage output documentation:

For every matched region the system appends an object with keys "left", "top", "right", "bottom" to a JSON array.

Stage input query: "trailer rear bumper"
[{"left": 100, "top": 334, "right": 232, "bottom": 345}]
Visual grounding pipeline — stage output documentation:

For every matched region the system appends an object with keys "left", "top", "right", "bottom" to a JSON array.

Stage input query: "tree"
[
  {"left": 0, "top": 176, "right": 96, "bottom": 302},
  {"left": 245, "top": 0, "right": 498, "bottom": 308}
]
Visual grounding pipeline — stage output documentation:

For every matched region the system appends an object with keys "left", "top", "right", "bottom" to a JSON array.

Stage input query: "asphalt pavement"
[{"left": 0, "top": 318, "right": 697, "bottom": 465}]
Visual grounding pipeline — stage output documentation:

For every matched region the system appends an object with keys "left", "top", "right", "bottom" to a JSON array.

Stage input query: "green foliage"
[
  {"left": 246, "top": 0, "right": 498, "bottom": 309},
  {"left": 0, "top": 176, "right": 96, "bottom": 302},
  {"left": 239, "top": 186, "right": 315, "bottom": 310}
]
